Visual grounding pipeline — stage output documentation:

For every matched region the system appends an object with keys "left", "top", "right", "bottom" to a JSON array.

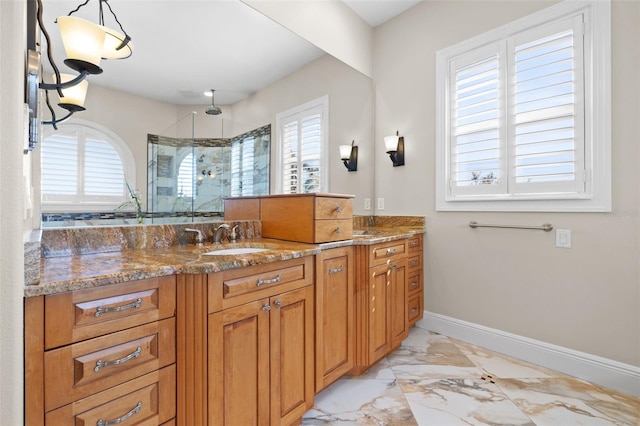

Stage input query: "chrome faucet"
[
  {"left": 213, "top": 224, "right": 230, "bottom": 244},
  {"left": 185, "top": 228, "right": 204, "bottom": 246}
]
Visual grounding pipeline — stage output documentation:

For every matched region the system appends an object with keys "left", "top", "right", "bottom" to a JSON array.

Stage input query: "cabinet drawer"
[
  {"left": 407, "top": 270, "right": 423, "bottom": 296},
  {"left": 315, "top": 197, "right": 353, "bottom": 219},
  {"left": 315, "top": 219, "right": 352, "bottom": 242},
  {"left": 209, "top": 257, "right": 314, "bottom": 312},
  {"left": 407, "top": 235, "right": 422, "bottom": 253},
  {"left": 45, "top": 276, "right": 176, "bottom": 349},
  {"left": 408, "top": 294, "right": 423, "bottom": 324},
  {"left": 407, "top": 252, "right": 423, "bottom": 272},
  {"left": 45, "top": 365, "right": 176, "bottom": 425},
  {"left": 44, "top": 318, "right": 176, "bottom": 411},
  {"left": 370, "top": 241, "right": 407, "bottom": 266}
]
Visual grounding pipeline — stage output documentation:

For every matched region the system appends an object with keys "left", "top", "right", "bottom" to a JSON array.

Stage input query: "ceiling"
[{"left": 40, "top": 0, "right": 421, "bottom": 106}]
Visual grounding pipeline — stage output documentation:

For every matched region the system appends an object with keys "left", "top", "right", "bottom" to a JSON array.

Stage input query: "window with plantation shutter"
[
  {"left": 230, "top": 136, "right": 255, "bottom": 196},
  {"left": 41, "top": 121, "right": 135, "bottom": 212},
  {"left": 276, "top": 96, "right": 328, "bottom": 194},
  {"left": 177, "top": 153, "right": 194, "bottom": 198},
  {"left": 436, "top": 0, "right": 611, "bottom": 212}
]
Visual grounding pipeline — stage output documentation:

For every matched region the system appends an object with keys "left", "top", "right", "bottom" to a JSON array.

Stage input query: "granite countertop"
[{"left": 25, "top": 225, "right": 425, "bottom": 298}]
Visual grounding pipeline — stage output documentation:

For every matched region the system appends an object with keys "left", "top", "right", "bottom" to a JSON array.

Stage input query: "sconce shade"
[
  {"left": 339, "top": 143, "right": 358, "bottom": 172},
  {"left": 339, "top": 144, "right": 353, "bottom": 160},
  {"left": 101, "top": 26, "right": 134, "bottom": 59},
  {"left": 57, "top": 16, "right": 105, "bottom": 74},
  {"left": 384, "top": 131, "right": 405, "bottom": 166},
  {"left": 58, "top": 73, "right": 88, "bottom": 111},
  {"left": 384, "top": 134, "right": 399, "bottom": 153}
]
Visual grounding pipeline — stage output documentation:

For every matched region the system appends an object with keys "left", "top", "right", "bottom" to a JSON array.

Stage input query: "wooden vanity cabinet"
[
  {"left": 207, "top": 257, "right": 315, "bottom": 426},
  {"left": 407, "top": 234, "right": 424, "bottom": 326},
  {"left": 315, "top": 246, "right": 354, "bottom": 392},
  {"left": 352, "top": 240, "right": 410, "bottom": 375},
  {"left": 25, "top": 275, "right": 177, "bottom": 426}
]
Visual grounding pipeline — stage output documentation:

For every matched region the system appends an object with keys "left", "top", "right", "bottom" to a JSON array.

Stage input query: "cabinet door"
[
  {"left": 369, "top": 264, "right": 391, "bottom": 364},
  {"left": 389, "top": 258, "right": 409, "bottom": 348},
  {"left": 315, "top": 247, "right": 354, "bottom": 392},
  {"left": 270, "top": 286, "right": 314, "bottom": 426},
  {"left": 209, "top": 299, "right": 271, "bottom": 426}
]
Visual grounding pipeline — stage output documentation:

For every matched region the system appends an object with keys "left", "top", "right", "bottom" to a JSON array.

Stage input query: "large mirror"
[{"left": 39, "top": 0, "right": 374, "bottom": 227}]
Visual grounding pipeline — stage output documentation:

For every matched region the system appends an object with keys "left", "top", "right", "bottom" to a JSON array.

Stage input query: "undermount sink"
[{"left": 203, "top": 247, "right": 271, "bottom": 256}]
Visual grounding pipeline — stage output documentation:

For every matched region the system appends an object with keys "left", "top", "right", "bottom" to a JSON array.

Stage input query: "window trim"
[
  {"left": 435, "top": 0, "right": 611, "bottom": 212},
  {"left": 275, "top": 95, "right": 329, "bottom": 194},
  {"left": 41, "top": 118, "right": 136, "bottom": 212}
]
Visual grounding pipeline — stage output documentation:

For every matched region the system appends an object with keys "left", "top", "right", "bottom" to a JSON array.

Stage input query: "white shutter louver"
[
  {"left": 300, "top": 113, "right": 321, "bottom": 193},
  {"left": 85, "top": 138, "right": 125, "bottom": 197},
  {"left": 450, "top": 44, "right": 505, "bottom": 196},
  {"left": 177, "top": 153, "right": 194, "bottom": 198},
  {"left": 282, "top": 121, "right": 299, "bottom": 194},
  {"left": 42, "top": 133, "right": 78, "bottom": 197},
  {"left": 511, "top": 16, "right": 584, "bottom": 194},
  {"left": 231, "top": 137, "right": 255, "bottom": 196}
]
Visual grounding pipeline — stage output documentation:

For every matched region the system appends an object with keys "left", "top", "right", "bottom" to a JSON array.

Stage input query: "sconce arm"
[{"left": 39, "top": 70, "right": 89, "bottom": 90}]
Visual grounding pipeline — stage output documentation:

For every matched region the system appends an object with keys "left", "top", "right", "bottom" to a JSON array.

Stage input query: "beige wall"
[{"left": 374, "top": 0, "right": 640, "bottom": 366}]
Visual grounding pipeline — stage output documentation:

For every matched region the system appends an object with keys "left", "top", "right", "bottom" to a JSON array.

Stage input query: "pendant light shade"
[
  {"left": 57, "top": 16, "right": 105, "bottom": 74},
  {"left": 101, "top": 26, "right": 134, "bottom": 59},
  {"left": 58, "top": 73, "right": 88, "bottom": 112}
]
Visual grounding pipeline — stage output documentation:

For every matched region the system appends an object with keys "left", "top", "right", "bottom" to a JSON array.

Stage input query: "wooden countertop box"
[{"left": 259, "top": 194, "right": 354, "bottom": 243}]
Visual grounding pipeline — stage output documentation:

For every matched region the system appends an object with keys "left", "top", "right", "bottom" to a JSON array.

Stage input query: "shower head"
[{"left": 206, "top": 89, "right": 222, "bottom": 115}]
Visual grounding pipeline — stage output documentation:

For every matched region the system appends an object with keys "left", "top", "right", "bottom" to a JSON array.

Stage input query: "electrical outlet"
[
  {"left": 556, "top": 229, "right": 571, "bottom": 248},
  {"left": 364, "top": 198, "right": 371, "bottom": 210},
  {"left": 377, "top": 198, "right": 385, "bottom": 210}
]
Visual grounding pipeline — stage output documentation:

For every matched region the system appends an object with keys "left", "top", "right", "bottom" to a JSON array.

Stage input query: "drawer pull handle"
[
  {"left": 335, "top": 206, "right": 342, "bottom": 213},
  {"left": 410, "top": 241, "right": 418, "bottom": 247},
  {"left": 97, "top": 401, "right": 142, "bottom": 426},
  {"left": 257, "top": 274, "right": 281, "bottom": 287},
  {"left": 329, "top": 265, "right": 344, "bottom": 275},
  {"left": 94, "top": 347, "right": 141, "bottom": 373},
  {"left": 386, "top": 248, "right": 397, "bottom": 256},
  {"left": 410, "top": 281, "right": 419, "bottom": 288},
  {"left": 410, "top": 308, "right": 419, "bottom": 313},
  {"left": 95, "top": 298, "right": 142, "bottom": 317},
  {"left": 262, "top": 304, "right": 271, "bottom": 311},
  {"left": 389, "top": 264, "right": 398, "bottom": 270},
  {"left": 410, "top": 260, "right": 418, "bottom": 266}
]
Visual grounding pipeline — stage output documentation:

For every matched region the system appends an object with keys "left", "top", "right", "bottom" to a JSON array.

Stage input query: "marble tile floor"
[{"left": 302, "top": 327, "right": 639, "bottom": 426}]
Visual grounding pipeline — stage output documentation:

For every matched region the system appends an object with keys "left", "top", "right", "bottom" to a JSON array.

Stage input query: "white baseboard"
[{"left": 417, "top": 311, "right": 640, "bottom": 398}]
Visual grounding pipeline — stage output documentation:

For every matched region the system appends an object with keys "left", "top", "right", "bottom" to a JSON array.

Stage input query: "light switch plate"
[{"left": 556, "top": 229, "right": 571, "bottom": 248}]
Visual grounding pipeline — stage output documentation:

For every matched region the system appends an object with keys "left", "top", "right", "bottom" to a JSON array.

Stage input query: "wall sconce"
[
  {"left": 202, "top": 170, "right": 216, "bottom": 179},
  {"left": 384, "top": 131, "right": 405, "bottom": 167},
  {"left": 339, "top": 140, "right": 358, "bottom": 172},
  {"left": 25, "top": 0, "right": 133, "bottom": 149}
]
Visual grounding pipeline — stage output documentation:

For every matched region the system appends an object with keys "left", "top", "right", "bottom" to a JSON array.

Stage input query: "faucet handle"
[{"left": 185, "top": 228, "right": 204, "bottom": 246}]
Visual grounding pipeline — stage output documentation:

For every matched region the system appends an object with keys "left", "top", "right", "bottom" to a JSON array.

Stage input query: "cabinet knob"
[
  {"left": 386, "top": 248, "right": 396, "bottom": 256},
  {"left": 335, "top": 206, "right": 342, "bottom": 213},
  {"left": 274, "top": 300, "right": 282, "bottom": 309},
  {"left": 262, "top": 304, "right": 271, "bottom": 311},
  {"left": 335, "top": 227, "right": 341, "bottom": 234}
]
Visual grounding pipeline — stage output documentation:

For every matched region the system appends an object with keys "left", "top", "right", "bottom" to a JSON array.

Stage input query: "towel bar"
[{"left": 469, "top": 221, "right": 553, "bottom": 232}]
